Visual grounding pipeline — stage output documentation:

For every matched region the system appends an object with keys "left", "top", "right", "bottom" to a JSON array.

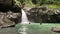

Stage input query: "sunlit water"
[{"left": 21, "top": 9, "right": 29, "bottom": 24}]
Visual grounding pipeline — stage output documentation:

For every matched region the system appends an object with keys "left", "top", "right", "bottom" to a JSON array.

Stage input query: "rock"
[
  {"left": 51, "top": 27, "right": 60, "bottom": 32},
  {"left": 0, "top": 11, "right": 21, "bottom": 28},
  {"left": 0, "top": 0, "right": 13, "bottom": 6},
  {"left": 7, "top": 11, "right": 21, "bottom": 18},
  {"left": 27, "top": 6, "right": 60, "bottom": 23},
  {"left": 1, "top": 18, "right": 15, "bottom": 27},
  {"left": 0, "top": 12, "right": 15, "bottom": 27},
  {"left": 7, "top": 11, "right": 21, "bottom": 24}
]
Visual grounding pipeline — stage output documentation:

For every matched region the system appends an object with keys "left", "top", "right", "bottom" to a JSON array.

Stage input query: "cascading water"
[{"left": 21, "top": 9, "right": 29, "bottom": 24}]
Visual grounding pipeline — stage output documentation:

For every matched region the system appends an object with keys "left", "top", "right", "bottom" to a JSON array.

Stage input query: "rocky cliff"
[{"left": 27, "top": 7, "right": 60, "bottom": 23}]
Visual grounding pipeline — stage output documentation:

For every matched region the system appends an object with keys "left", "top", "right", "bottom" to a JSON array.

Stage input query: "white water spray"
[
  {"left": 21, "top": 9, "right": 29, "bottom": 24},
  {"left": 19, "top": 9, "right": 29, "bottom": 34}
]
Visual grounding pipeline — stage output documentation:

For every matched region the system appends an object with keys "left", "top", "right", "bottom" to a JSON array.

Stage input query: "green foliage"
[
  {"left": 48, "top": 4, "right": 60, "bottom": 9},
  {"left": 15, "top": 0, "right": 34, "bottom": 7},
  {"left": 14, "top": 0, "right": 60, "bottom": 8}
]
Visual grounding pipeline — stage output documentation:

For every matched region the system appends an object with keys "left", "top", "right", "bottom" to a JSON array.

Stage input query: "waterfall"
[{"left": 21, "top": 9, "right": 29, "bottom": 24}]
